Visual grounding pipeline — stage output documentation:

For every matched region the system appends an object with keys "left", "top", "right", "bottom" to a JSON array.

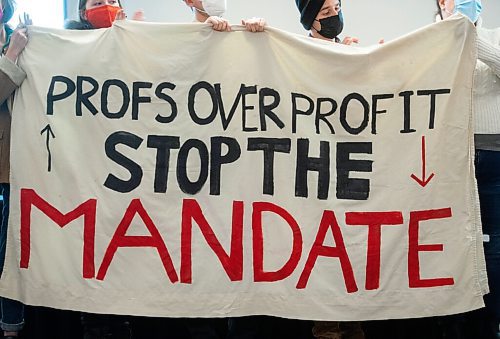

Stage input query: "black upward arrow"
[{"left": 40, "top": 124, "right": 55, "bottom": 172}]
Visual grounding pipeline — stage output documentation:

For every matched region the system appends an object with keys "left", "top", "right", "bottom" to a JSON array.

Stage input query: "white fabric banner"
[{"left": 0, "top": 15, "right": 488, "bottom": 320}]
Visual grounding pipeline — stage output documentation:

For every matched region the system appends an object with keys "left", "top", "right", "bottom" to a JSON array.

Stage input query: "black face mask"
[{"left": 314, "top": 12, "right": 344, "bottom": 39}]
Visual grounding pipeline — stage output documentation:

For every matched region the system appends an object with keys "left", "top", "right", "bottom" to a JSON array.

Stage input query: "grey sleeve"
[{"left": 0, "top": 56, "right": 27, "bottom": 86}]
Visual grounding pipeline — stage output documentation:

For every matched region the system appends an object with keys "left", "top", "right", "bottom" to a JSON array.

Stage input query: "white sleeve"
[{"left": 477, "top": 33, "right": 500, "bottom": 78}]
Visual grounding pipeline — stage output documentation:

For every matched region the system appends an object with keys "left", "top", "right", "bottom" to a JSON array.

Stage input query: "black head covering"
[
  {"left": 295, "top": 0, "right": 342, "bottom": 30},
  {"left": 295, "top": 0, "right": 324, "bottom": 30}
]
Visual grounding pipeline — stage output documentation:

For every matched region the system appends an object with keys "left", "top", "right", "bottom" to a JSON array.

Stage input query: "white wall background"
[
  {"left": 8, "top": 0, "right": 65, "bottom": 28},
  {"left": 65, "top": 0, "right": 500, "bottom": 45}
]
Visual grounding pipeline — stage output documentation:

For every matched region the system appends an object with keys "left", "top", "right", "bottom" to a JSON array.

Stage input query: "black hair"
[
  {"left": 1, "top": 0, "right": 16, "bottom": 24},
  {"left": 436, "top": 0, "right": 443, "bottom": 20},
  {"left": 64, "top": 0, "right": 122, "bottom": 30}
]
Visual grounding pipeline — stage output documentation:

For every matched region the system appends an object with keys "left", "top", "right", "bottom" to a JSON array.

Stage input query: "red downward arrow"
[{"left": 410, "top": 136, "right": 435, "bottom": 187}]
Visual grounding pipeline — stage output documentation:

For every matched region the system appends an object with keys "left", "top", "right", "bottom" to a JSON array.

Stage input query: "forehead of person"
[
  {"left": 85, "top": 0, "right": 121, "bottom": 9},
  {"left": 295, "top": 0, "right": 341, "bottom": 30},
  {"left": 316, "top": 0, "right": 340, "bottom": 20},
  {"left": 80, "top": 0, "right": 121, "bottom": 12}
]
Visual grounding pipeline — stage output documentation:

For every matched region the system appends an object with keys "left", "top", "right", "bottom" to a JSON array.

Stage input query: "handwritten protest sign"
[{"left": 0, "top": 16, "right": 488, "bottom": 320}]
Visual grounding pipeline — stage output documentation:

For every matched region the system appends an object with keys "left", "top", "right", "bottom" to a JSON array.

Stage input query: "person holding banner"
[
  {"left": 64, "top": 0, "right": 144, "bottom": 30},
  {"left": 0, "top": 1, "right": 28, "bottom": 338},
  {"left": 291, "top": 1, "right": 364, "bottom": 337},
  {"left": 183, "top": 0, "right": 230, "bottom": 32},
  {"left": 295, "top": 0, "right": 357, "bottom": 45},
  {"left": 183, "top": 0, "right": 266, "bottom": 33},
  {"left": 437, "top": 0, "right": 500, "bottom": 338},
  {"left": 183, "top": 2, "right": 268, "bottom": 338},
  {"left": 292, "top": 2, "right": 364, "bottom": 338},
  {"left": 64, "top": 2, "right": 146, "bottom": 337}
]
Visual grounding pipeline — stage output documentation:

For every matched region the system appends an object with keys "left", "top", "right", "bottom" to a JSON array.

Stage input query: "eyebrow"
[{"left": 320, "top": 2, "right": 339, "bottom": 11}]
